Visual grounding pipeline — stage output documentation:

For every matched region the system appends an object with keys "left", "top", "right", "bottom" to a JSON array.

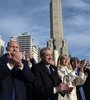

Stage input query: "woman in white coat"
[{"left": 57, "top": 55, "right": 86, "bottom": 100}]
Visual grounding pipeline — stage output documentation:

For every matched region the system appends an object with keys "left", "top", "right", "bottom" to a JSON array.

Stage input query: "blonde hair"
[{"left": 57, "top": 54, "right": 72, "bottom": 70}]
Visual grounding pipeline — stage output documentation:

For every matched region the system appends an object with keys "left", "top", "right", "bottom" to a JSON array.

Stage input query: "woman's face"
[{"left": 61, "top": 56, "right": 68, "bottom": 66}]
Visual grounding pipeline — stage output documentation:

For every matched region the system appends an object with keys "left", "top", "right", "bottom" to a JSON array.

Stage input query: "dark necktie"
[{"left": 11, "top": 77, "right": 16, "bottom": 100}]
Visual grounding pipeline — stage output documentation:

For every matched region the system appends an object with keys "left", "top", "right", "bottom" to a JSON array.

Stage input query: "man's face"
[
  {"left": 7, "top": 41, "right": 19, "bottom": 54},
  {"left": 42, "top": 50, "right": 53, "bottom": 65}
]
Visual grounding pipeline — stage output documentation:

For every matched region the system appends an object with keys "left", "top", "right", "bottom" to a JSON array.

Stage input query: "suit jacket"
[
  {"left": 83, "top": 68, "right": 90, "bottom": 100},
  {"left": 31, "top": 61, "right": 62, "bottom": 100},
  {"left": 0, "top": 53, "right": 35, "bottom": 100}
]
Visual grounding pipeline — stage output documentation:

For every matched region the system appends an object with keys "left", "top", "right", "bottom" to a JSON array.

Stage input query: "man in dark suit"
[
  {"left": 31, "top": 47, "right": 69, "bottom": 100},
  {"left": 83, "top": 61, "right": 90, "bottom": 100},
  {"left": 0, "top": 40, "right": 35, "bottom": 100}
]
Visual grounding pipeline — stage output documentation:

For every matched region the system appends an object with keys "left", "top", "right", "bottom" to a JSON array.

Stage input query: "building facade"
[
  {"left": 32, "top": 44, "right": 40, "bottom": 63},
  {"left": 0, "top": 36, "right": 4, "bottom": 57},
  {"left": 17, "top": 32, "right": 32, "bottom": 58}
]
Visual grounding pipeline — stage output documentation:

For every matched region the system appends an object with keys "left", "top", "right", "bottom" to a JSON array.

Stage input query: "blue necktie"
[
  {"left": 12, "top": 87, "right": 16, "bottom": 100},
  {"left": 76, "top": 69, "right": 86, "bottom": 100},
  {"left": 79, "top": 86, "right": 86, "bottom": 100}
]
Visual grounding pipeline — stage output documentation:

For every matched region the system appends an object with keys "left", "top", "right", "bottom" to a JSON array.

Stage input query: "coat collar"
[
  {"left": 0, "top": 53, "right": 9, "bottom": 64},
  {"left": 40, "top": 61, "right": 53, "bottom": 77}
]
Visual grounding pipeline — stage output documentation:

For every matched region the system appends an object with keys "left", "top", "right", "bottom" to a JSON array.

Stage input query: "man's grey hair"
[
  {"left": 40, "top": 47, "right": 51, "bottom": 57},
  {"left": 7, "top": 40, "right": 19, "bottom": 47}
]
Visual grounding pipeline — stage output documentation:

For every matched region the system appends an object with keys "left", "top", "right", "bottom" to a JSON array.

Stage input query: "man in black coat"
[
  {"left": 31, "top": 47, "right": 69, "bottom": 100},
  {"left": 0, "top": 40, "right": 35, "bottom": 100},
  {"left": 83, "top": 65, "right": 90, "bottom": 100}
]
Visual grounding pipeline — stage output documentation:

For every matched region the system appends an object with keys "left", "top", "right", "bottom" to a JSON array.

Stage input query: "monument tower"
[
  {"left": 47, "top": 0, "right": 68, "bottom": 65},
  {"left": 50, "top": 0, "right": 63, "bottom": 51}
]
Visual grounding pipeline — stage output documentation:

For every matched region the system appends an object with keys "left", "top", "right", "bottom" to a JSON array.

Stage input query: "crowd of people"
[{"left": 0, "top": 40, "right": 90, "bottom": 100}]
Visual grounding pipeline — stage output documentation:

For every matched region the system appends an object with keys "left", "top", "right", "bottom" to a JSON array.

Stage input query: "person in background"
[
  {"left": 70, "top": 57, "right": 87, "bottom": 100},
  {"left": 82, "top": 59, "right": 90, "bottom": 100},
  {"left": 31, "top": 47, "right": 70, "bottom": 100},
  {"left": 27, "top": 49, "right": 36, "bottom": 68},
  {"left": 0, "top": 40, "right": 35, "bottom": 100}
]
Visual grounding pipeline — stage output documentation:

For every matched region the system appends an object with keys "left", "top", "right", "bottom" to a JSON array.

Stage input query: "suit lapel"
[{"left": 40, "top": 62, "right": 52, "bottom": 78}]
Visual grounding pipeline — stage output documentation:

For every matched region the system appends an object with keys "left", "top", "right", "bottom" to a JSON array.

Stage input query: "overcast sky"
[{"left": 0, "top": 0, "right": 90, "bottom": 61}]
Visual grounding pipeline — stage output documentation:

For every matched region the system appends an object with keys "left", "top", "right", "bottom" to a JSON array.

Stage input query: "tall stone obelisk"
[
  {"left": 47, "top": 0, "right": 68, "bottom": 65},
  {"left": 50, "top": 0, "right": 63, "bottom": 52}
]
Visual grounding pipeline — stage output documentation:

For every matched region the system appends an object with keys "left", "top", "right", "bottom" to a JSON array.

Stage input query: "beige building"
[
  {"left": 32, "top": 43, "right": 40, "bottom": 63},
  {"left": 0, "top": 36, "right": 4, "bottom": 57}
]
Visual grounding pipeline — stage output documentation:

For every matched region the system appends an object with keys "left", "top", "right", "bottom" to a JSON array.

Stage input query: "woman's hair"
[
  {"left": 57, "top": 54, "right": 67, "bottom": 67},
  {"left": 57, "top": 54, "right": 72, "bottom": 70}
]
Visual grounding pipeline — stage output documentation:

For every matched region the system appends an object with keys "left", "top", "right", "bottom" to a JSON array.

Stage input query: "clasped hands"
[
  {"left": 7, "top": 51, "right": 23, "bottom": 68},
  {"left": 55, "top": 83, "right": 73, "bottom": 94}
]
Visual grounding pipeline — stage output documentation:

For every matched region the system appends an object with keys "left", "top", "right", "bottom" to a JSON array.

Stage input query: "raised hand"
[{"left": 8, "top": 51, "right": 23, "bottom": 68}]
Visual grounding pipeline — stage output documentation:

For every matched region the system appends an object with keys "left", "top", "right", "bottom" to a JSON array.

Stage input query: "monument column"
[
  {"left": 50, "top": 0, "right": 63, "bottom": 52},
  {"left": 48, "top": 0, "right": 68, "bottom": 65}
]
